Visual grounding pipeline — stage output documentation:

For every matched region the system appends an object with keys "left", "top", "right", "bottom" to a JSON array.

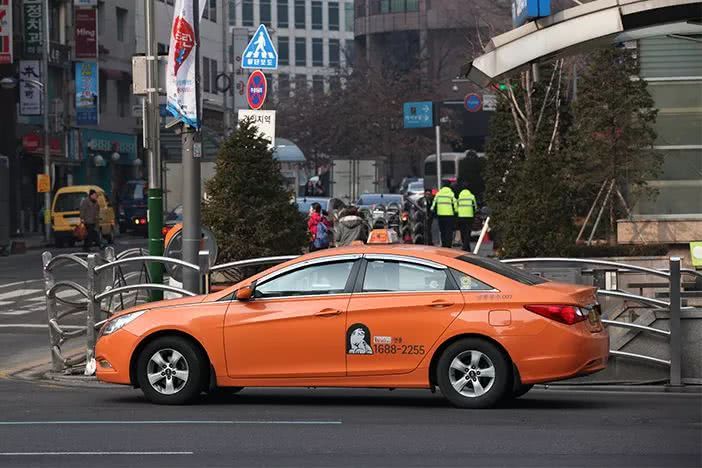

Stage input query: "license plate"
[{"left": 65, "top": 217, "right": 80, "bottom": 225}]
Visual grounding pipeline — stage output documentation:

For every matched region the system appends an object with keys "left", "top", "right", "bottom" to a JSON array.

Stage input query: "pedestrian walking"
[
  {"left": 456, "top": 184, "right": 477, "bottom": 252},
  {"left": 308, "top": 202, "right": 331, "bottom": 251},
  {"left": 79, "top": 189, "right": 100, "bottom": 252},
  {"left": 334, "top": 206, "right": 368, "bottom": 246},
  {"left": 431, "top": 182, "right": 457, "bottom": 248}
]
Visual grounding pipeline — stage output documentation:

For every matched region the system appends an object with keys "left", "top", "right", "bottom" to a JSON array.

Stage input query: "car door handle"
[
  {"left": 428, "top": 300, "right": 454, "bottom": 308},
  {"left": 315, "top": 308, "right": 342, "bottom": 317}
]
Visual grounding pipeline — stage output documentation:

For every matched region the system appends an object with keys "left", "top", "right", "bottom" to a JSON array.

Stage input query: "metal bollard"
[
  {"left": 43, "top": 251, "right": 62, "bottom": 372},
  {"left": 85, "top": 253, "right": 98, "bottom": 375},
  {"left": 669, "top": 257, "right": 682, "bottom": 386},
  {"left": 198, "top": 250, "right": 210, "bottom": 295}
]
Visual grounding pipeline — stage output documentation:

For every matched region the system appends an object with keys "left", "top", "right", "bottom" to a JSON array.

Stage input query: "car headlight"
[{"left": 100, "top": 310, "right": 145, "bottom": 336}]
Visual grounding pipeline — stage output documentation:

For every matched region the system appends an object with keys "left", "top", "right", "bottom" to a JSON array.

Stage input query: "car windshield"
[
  {"left": 357, "top": 194, "right": 402, "bottom": 206},
  {"left": 407, "top": 182, "right": 424, "bottom": 192},
  {"left": 166, "top": 205, "right": 183, "bottom": 222},
  {"left": 54, "top": 192, "right": 86, "bottom": 212},
  {"left": 457, "top": 255, "right": 548, "bottom": 286},
  {"left": 120, "top": 181, "right": 146, "bottom": 202},
  {"left": 295, "top": 198, "right": 328, "bottom": 214}
]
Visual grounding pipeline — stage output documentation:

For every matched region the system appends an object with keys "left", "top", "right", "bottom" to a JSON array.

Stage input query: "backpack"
[{"left": 313, "top": 222, "right": 330, "bottom": 249}]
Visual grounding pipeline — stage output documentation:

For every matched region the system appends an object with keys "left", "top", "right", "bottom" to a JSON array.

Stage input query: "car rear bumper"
[
  {"left": 95, "top": 329, "right": 139, "bottom": 385},
  {"left": 510, "top": 323, "right": 610, "bottom": 385}
]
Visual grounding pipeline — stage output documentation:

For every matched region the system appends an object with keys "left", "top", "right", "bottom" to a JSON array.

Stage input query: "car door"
[
  {"left": 346, "top": 255, "right": 464, "bottom": 376},
  {"left": 224, "top": 255, "right": 361, "bottom": 379}
]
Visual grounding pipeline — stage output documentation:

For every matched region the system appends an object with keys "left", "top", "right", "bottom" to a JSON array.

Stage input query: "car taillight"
[
  {"left": 524, "top": 304, "right": 587, "bottom": 325},
  {"left": 161, "top": 226, "right": 171, "bottom": 237}
]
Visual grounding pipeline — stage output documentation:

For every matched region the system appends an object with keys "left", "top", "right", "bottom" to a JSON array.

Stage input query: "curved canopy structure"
[{"left": 465, "top": 0, "right": 702, "bottom": 86}]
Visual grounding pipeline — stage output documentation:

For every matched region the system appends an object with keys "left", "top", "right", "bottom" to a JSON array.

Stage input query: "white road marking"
[
  {"left": 0, "top": 324, "right": 83, "bottom": 329},
  {"left": 0, "top": 310, "right": 33, "bottom": 316},
  {"left": 0, "top": 280, "right": 43, "bottom": 291},
  {"left": 0, "top": 289, "right": 42, "bottom": 301},
  {"left": 0, "top": 420, "right": 342, "bottom": 425},
  {"left": 0, "top": 451, "right": 193, "bottom": 456}
]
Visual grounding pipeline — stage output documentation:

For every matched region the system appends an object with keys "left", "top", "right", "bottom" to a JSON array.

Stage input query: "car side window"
[
  {"left": 255, "top": 261, "right": 355, "bottom": 298},
  {"left": 449, "top": 268, "right": 494, "bottom": 291},
  {"left": 362, "top": 260, "right": 452, "bottom": 292}
]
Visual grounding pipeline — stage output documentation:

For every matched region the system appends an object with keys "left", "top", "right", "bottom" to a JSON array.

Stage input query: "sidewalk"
[{"left": 8, "top": 233, "right": 48, "bottom": 253}]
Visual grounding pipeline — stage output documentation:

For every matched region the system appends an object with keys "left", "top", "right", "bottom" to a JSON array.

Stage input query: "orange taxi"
[{"left": 95, "top": 245, "right": 608, "bottom": 408}]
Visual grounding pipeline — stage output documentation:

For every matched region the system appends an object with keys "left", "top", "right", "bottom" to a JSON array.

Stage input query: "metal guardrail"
[{"left": 504, "top": 256, "right": 686, "bottom": 384}]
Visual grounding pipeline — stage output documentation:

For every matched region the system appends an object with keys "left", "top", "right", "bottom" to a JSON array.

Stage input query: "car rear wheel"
[
  {"left": 136, "top": 336, "right": 205, "bottom": 405},
  {"left": 437, "top": 338, "right": 510, "bottom": 409}
]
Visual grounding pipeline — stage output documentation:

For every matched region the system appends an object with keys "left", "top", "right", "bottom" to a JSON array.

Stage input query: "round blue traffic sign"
[
  {"left": 246, "top": 70, "right": 267, "bottom": 110},
  {"left": 464, "top": 93, "right": 482, "bottom": 113}
]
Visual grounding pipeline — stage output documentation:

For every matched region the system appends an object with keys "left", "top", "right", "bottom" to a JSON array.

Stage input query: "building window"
[
  {"left": 242, "top": 0, "right": 254, "bottom": 26},
  {"left": 260, "top": 0, "right": 271, "bottom": 26},
  {"left": 116, "top": 7, "right": 127, "bottom": 42},
  {"left": 311, "top": 1, "right": 322, "bottom": 29},
  {"left": 357, "top": 0, "right": 367, "bottom": 18},
  {"left": 295, "top": 74, "right": 307, "bottom": 92},
  {"left": 277, "top": 0, "right": 289, "bottom": 28},
  {"left": 210, "top": 59, "right": 218, "bottom": 95},
  {"left": 117, "top": 81, "right": 129, "bottom": 117},
  {"left": 345, "top": 2, "right": 353, "bottom": 31},
  {"left": 328, "top": 2, "right": 339, "bottom": 30},
  {"left": 294, "top": 0, "right": 305, "bottom": 29},
  {"left": 157, "top": 42, "right": 169, "bottom": 55},
  {"left": 329, "top": 75, "right": 341, "bottom": 92},
  {"left": 406, "top": 0, "right": 418, "bottom": 11},
  {"left": 295, "top": 37, "right": 306, "bottom": 66},
  {"left": 329, "top": 39, "right": 340, "bottom": 67},
  {"left": 312, "top": 75, "right": 324, "bottom": 95},
  {"left": 203, "top": 57, "right": 211, "bottom": 93},
  {"left": 202, "top": 0, "right": 217, "bottom": 21},
  {"left": 228, "top": 0, "right": 236, "bottom": 26},
  {"left": 278, "top": 73, "right": 290, "bottom": 99},
  {"left": 278, "top": 36, "right": 289, "bottom": 66},
  {"left": 312, "top": 38, "right": 323, "bottom": 66}
]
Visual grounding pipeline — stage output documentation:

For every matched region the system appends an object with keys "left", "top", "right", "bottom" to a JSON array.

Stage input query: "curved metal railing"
[{"left": 504, "top": 256, "right": 686, "bottom": 380}]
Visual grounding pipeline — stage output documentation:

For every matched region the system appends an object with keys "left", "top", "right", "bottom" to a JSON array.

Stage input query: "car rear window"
[
  {"left": 357, "top": 195, "right": 402, "bottom": 206},
  {"left": 457, "top": 255, "right": 548, "bottom": 286},
  {"left": 54, "top": 192, "right": 86, "bottom": 212}
]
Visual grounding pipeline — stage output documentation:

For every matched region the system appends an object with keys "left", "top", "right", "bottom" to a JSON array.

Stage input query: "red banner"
[
  {"left": 0, "top": 0, "right": 12, "bottom": 64},
  {"left": 74, "top": 7, "right": 97, "bottom": 59},
  {"left": 22, "top": 133, "right": 63, "bottom": 155}
]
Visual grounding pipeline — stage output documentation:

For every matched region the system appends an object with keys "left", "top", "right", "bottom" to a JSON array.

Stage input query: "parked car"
[
  {"left": 51, "top": 185, "right": 116, "bottom": 247},
  {"left": 118, "top": 180, "right": 148, "bottom": 235},
  {"left": 406, "top": 180, "right": 425, "bottom": 204},
  {"left": 295, "top": 197, "right": 346, "bottom": 218},
  {"left": 95, "top": 245, "right": 608, "bottom": 408}
]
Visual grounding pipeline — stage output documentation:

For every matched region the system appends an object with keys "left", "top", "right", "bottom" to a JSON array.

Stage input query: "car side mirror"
[{"left": 235, "top": 285, "right": 255, "bottom": 301}]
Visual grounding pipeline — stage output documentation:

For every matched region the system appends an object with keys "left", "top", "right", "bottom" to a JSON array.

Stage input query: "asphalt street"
[
  {"left": 0, "top": 236, "right": 148, "bottom": 373},
  {"left": 0, "top": 378, "right": 699, "bottom": 467}
]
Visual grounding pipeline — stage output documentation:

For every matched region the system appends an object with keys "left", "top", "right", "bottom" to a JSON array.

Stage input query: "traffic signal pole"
[
  {"left": 144, "top": 0, "right": 163, "bottom": 299},
  {"left": 42, "top": 0, "right": 50, "bottom": 243}
]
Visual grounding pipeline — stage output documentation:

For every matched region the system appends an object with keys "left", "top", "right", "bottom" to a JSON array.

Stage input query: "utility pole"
[
  {"left": 434, "top": 102, "right": 442, "bottom": 189},
  {"left": 181, "top": 0, "right": 202, "bottom": 293},
  {"left": 144, "top": 0, "right": 164, "bottom": 299},
  {"left": 42, "top": 0, "right": 50, "bottom": 243}
]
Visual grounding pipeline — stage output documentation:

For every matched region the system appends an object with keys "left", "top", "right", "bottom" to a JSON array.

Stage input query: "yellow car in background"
[{"left": 51, "top": 185, "right": 116, "bottom": 247}]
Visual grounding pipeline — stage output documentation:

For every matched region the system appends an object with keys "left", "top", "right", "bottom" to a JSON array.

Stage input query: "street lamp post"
[{"left": 42, "top": 0, "right": 51, "bottom": 243}]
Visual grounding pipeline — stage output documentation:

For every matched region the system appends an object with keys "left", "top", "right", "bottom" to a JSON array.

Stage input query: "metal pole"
[
  {"left": 198, "top": 249, "right": 210, "bottom": 294},
  {"left": 42, "top": 0, "right": 51, "bottom": 243},
  {"left": 587, "top": 179, "right": 615, "bottom": 246},
  {"left": 669, "top": 256, "right": 682, "bottom": 386},
  {"left": 43, "top": 251, "right": 62, "bottom": 372},
  {"left": 435, "top": 125, "right": 441, "bottom": 189},
  {"left": 85, "top": 253, "right": 98, "bottom": 375},
  {"left": 144, "top": 0, "right": 163, "bottom": 300},
  {"left": 473, "top": 216, "right": 490, "bottom": 255}
]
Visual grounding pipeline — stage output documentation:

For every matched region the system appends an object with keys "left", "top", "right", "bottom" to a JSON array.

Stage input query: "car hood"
[{"left": 109, "top": 294, "right": 206, "bottom": 319}]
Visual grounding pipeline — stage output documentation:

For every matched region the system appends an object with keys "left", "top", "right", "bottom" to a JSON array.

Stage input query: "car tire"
[
  {"left": 436, "top": 338, "right": 510, "bottom": 409},
  {"left": 136, "top": 336, "right": 205, "bottom": 405},
  {"left": 512, "top": 383, "right": 534, "bottom": 399}
]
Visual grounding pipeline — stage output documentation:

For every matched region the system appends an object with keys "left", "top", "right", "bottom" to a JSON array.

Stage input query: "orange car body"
[{"left": 96, "top": 245, "right": 608, "bottom": 389}]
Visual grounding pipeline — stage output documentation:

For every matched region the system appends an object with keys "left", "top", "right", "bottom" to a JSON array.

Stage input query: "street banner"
[
  {"left": 23, "top": 0, "right": 42, "bottom": 57},
  {"left": 19, "top": 60, "right": 41, "bottom": 115},
  {"left": 74, "top": 7, "right": 97, "bottom": 59},
  {"left": 166, "top": 0, "right": 206, "bottom": 128},
  {"left": 237, "top": 109, "right": 275, "bottom": 148},
  {"left": 75, "top": 61, "right": 99, "bottom": 126},
  {"left": 0, "top": 0, "right": 13, "bottom": 64}
]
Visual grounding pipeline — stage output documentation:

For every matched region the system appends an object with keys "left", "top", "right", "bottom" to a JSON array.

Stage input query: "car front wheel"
[
  {"left": 437, "top": 338, "right": 510, "bottom": 409},
  {"left": 136, "top": 336, "right": 205, "bottom": 405}
]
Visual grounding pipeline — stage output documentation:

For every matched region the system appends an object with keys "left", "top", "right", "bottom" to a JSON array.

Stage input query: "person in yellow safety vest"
[
  {"left": 431, "top": 182, "right": 457, "bottom": 248},
  {"left": 456, "top": 184, "right": 477, "bottom": 252}
]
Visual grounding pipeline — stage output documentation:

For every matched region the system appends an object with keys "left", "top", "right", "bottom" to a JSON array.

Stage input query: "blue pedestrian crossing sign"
[{"left": 242, "top": 24, "right": 278, "bottom": 70}]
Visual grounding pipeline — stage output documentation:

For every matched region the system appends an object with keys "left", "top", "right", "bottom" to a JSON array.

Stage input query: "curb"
[{"left": 535, "top": 384, "right": 702, "bottom": 394}]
